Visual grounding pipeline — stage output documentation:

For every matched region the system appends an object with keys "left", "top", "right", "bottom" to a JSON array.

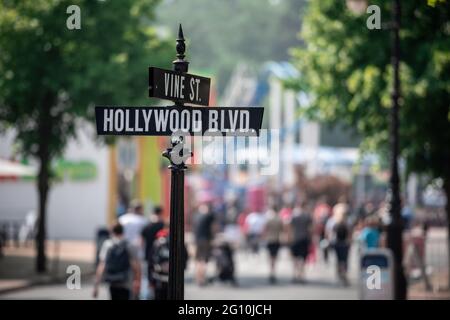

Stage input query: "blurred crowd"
[
  {"left": 189, "top": 191, "right": 430, "bottom": 290},
  {"left": 92, "top": 192, "right": 429, "bottom": 300}
]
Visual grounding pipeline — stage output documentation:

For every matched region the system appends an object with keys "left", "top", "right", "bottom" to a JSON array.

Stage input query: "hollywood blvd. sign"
[
  {"left": 95, "top": 25, "right": 264, "bottom": 300},
  {"left": 96, "top": 106, "right": 263, "bottom": 136}
]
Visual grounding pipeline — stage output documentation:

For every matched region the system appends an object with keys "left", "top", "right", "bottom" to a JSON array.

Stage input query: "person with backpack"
[
  {"left": 151, "top": 228, "right": 189, "bottom": 300},
  {"left": 151, "top": 229, "right": 170, "bottom": 300},
  {"left": 211, "top": 237, "right": 237, "bottom": 286},
  {"left": 93, "top": 223, "right": 141, "bottom": 300},
  {"left": 141, "top": 206, "right": 165, "bottom": 299}
]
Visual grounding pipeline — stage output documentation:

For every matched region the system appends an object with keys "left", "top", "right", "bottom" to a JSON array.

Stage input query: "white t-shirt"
[
  {"left": 245, "top": 212, "right": 267, "bottom": 235},
  {"left": 118, "top": 213, "right": 148, "bottom": 247}
]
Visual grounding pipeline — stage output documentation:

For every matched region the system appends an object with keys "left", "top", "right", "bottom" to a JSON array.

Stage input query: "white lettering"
[
  {"left": 125, "top": 109, "right": 133, "bottom": 132},
  {"left": 180, "top": 76, "right": 185, "bottom": 99},
  {"left": 240, "top": 110, "right": 250, "bottom": 131},
  {"left": 154, "top": 110, "right": 169, "bottom": 131},
  {"left": 134, "top": 109, "right": 143, "bottom": 132},
  {"left": 228, "top": 110, "right": 239, "bottom": 131},
  {"left": 192, "top": 110, "right": 202, "bottom": 132},
  {"left": 208, "top": 110, "right": 219, "bottom": 131},
  {"left": 195, "top": 78, "right": 200, "bottom": 101},
  {"left": 169, "top": 109, "right": 179, "bottom": 131},
  {"left": 142, "top": 109, "right": 152, "bottom": 132},
  {"left": 174, "top": 74, "right": 179, "bottom": 98},
  {"left": 114, "top": 109, "right": 124, "bottom": 131},
  {"left": 164, "top": 73, "right": 170, "bottom": 96},
  {"left": 104, "top": 109, "right": 113, "bottom": 131},
  {"left": 189, "top": 78, "right": 195, "bottom": 101},
  {"left": 180, "top": 109, "right": 190, "bottom": 132}
]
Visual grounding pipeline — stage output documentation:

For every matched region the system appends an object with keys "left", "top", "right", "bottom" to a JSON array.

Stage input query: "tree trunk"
[
  {"left": 36, "top": 155, "right": 49, "bottom": 273},
  {"left": 444, "top": 177, "right": 450, "bottom": 290},
  {"left": 35, "top": 97, "right": 52, "bottom": 273}
]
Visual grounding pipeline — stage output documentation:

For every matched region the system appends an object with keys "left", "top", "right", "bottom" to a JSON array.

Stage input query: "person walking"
[
  {"left": 289, "top": 203, "right": 313, "bottom": 283},
  {"left": 151, "top": 228, "right": 189, "bottom": 299},
  {"left": 141, "top": 206, "right": 165, "bottom": 299},
  {"left": 358, "top": 215, "right": 381, "bottom": 249},
  {"left": 193, "top": 204, "right": 217, "bottom": 286},
  {"left": 93, "top": 223, "right": 141, "bottom": 300},
  {"left": 328, "top": 203, "right": 351, "bottom": 286},
  {"left": 119, "top": 200, "right": 148, "bottom": 248},
  {"left": 263, "top": 208, "right": 284, "bottom": 284},
  {"left": 151, "top": 228, "right": 170, "bottom": 300},
  {"left": 118, "top": 200, "right": 148, "bottom": 298},
  {"left": 313, "top": 198, "right": 332, "bottom": 263},
  {"left": 245, "top": 210, "right": 266, "bottom": 255}
]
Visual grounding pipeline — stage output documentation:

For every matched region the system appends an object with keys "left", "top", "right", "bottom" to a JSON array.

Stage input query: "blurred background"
[{"left": 0, "top": 0, "right": 449, "bottom": 300}]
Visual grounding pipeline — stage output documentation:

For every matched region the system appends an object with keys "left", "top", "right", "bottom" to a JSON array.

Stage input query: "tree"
[
  {"left": 290, "top": 0, "right": 450, "bottom": 287},
  {"left": 0, "top": 0, "right": 172, "bottom": 272}
]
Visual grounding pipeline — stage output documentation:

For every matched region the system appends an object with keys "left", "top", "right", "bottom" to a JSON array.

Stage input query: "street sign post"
[{"left": 95, "top": 24, "right": 264, "bottom": 300}]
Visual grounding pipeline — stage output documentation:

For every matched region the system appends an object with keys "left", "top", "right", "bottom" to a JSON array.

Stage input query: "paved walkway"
[
  {"left": 1, "top": 242, "right": 358, "bottom": 300},
  {"left": 0, "top": 241, "right": 95, "bottom": 294},
  {"left": 0, "top": 228, "right": 448, "bottom": 299}
]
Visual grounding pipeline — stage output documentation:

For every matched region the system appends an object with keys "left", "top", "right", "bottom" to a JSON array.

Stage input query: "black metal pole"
[
  {"left": 386, "top": 0, "right": 407, "bottom": 300},
  {"left": 167, "top": 165, "right": 185, "bottom": 300},
  {"left": 165, "top": 24, "right": 190, "bottom": 300}
]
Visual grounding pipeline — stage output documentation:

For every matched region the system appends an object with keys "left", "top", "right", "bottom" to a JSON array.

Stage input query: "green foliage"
[
  {"left": 290, "top": 0, "right": 450, "bottom": 180},
  {"left": 0, "top": 0, "right": 172, "bottom": 159}
]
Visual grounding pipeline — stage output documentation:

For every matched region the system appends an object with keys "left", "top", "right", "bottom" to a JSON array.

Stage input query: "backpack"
[
  {"left": 153, "top": 237, "right": 170, "bottom": 271},
  {"left": 215, "top": 244, "right": 234, "bottom": 280},
  {"left": 103, "top": 241, "right": 130, "bottom": 284},
  {"left": 152, "top": 235, "right": 189, "bottom": 282}
]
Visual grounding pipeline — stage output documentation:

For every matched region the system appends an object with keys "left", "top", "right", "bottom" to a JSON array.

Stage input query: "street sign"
[
  {"left": 95, "top": 106, "right": 264, "bottom": 136},
  {"left": 94, "top": 24, "right": 265, "bottom": 300},
  {"left": 149, "top": 67, "right": 211, "bottom": 106}
]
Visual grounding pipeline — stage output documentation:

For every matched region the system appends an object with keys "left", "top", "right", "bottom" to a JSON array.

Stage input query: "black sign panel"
[
  {"left": 95, "top": 106, "right": 264, "bottom": 136},
  {"left": 148, "top": 67, "right": 211, "bottom": 106}
]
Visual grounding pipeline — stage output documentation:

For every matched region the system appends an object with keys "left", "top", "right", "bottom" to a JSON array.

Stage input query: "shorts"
[
  {"left": 290, "top": 239, "right": 310, "bottom": 259},
  {"left": 195, "top": 239, "right": 212, "bottom": 262},
  {"left": 267, "top": 242, "right": 280, "bottom": 258},
  {"left": 109, "top": 286, "right": 130, "bottom": 300}
]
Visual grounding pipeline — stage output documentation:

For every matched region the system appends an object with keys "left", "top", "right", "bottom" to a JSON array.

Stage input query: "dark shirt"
[
  {"left": 194, "top": 212, "right": 215, "bottom": 242},
  {"left": 291, "top": 213, "right": 312, "bottom": 242},
  {"left": 141, "top": 221, "right": 164, "bottom": 262},
  {"left": 334, "top": 222, "right": 349, "bottom": 243}
]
